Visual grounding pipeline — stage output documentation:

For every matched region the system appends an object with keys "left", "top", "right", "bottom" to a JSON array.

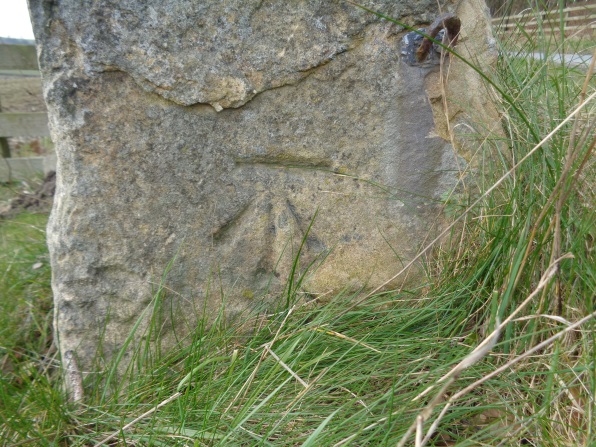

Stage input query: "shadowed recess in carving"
[
  {"left": 234, "top": 153, "right": 333, "bottom": 169},
  {"left": 210, "top": 200, "right": 254, "bottom": 240},
  {"left": 286, "top": 200, "right": 326, "bottom": 253}
]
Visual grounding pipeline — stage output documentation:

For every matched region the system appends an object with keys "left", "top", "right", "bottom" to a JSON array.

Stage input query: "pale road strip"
[{"left": 507, "top": 51, "right": 594, "bottom": 68}]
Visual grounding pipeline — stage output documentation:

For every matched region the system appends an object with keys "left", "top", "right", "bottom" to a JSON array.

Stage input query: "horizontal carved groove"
[{"left": 234, "top": 155, "right": 333, "bottom": 169}]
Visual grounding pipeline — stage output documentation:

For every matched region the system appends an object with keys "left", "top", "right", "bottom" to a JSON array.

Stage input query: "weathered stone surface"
[{"left": 29, "top": 0, "right": 497, "bottom": 377}]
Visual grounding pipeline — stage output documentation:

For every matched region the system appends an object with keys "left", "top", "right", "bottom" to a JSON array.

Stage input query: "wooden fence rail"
[
  {"left": 0, "top": 43, "right": 54, "bottom": 181},
  {"left": 0, "top": 112, "right": 49, "bottom": 138},
  {"left": 491, "top": 2, "right": 596, "bottom": 36},
  {"left": 0, "top": 44, "right": 39, "bottom": 71}
]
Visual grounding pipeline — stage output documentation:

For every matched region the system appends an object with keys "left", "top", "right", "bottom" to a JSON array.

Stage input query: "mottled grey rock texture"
[{"left": 29, "top": 0, "right": 498, "bottom": 380}]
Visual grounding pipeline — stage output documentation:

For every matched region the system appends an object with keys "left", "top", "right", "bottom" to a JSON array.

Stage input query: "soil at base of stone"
[{"left": 0, "top": 170, "right": 55, "bottom": 218}]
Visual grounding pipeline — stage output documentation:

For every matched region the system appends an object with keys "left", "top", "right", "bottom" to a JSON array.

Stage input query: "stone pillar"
[{"left": 28, "top": 0, "right": 498, "bottom": 382}]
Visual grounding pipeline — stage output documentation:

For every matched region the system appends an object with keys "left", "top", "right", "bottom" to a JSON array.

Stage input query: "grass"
[
  {"left": 1, "top": 2, "right": 595, "bottom": 446},
  {"left": 7, "top": 137, "right": 55, "bottom": 159},
  {"left": 0, "top": 201, "right": 58, "bottom": 446}
]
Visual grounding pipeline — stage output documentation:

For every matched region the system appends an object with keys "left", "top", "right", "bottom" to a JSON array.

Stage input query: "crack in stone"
[{"left": 89, "top": 45, "right": 355, "bottom": 111}]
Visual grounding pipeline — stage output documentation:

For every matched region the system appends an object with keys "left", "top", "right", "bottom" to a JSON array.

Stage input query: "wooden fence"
[
  {"left": 492, "top": 1, "right": 596, "bottom": 37},
  {"left": 0, "top": 43, "right": 53, "bottom": 181}
]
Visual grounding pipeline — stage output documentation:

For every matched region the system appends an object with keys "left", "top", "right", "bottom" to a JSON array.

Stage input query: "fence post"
[{"left": 0, "top": 98, "right": 10, "bottom": 158}]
